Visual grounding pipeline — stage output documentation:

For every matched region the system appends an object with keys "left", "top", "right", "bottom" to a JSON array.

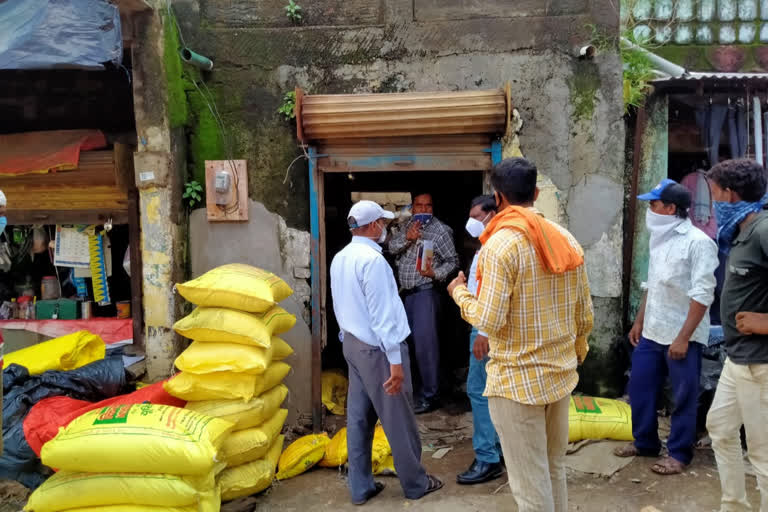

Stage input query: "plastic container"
[{"left": 41, "top": 276, "right": 60, "bottom": 300}]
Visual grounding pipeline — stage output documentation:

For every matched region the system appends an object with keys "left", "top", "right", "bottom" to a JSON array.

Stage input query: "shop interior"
[
  {"left": 322, "top": 170, "right": 485, "bottom": 403},
  {"left": 0, "top": 56, "right": 140, "bottom": 353}
]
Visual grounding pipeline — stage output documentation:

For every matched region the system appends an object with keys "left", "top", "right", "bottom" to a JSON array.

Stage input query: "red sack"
[{"left": 23, "top": 380, "right": 186, "bottom": 456}]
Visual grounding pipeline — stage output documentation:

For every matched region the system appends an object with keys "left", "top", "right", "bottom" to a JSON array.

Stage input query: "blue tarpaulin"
[{"left": 0, "top": 0, "right": 122, "bottom": 70}]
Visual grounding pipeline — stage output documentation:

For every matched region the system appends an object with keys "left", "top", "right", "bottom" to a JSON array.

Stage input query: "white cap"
[
  {"left": 347, "top": 200, "right": 394, "bottom": 228},
  {"left": 0, "top": 190, "right": 6, "bottom": 207}
]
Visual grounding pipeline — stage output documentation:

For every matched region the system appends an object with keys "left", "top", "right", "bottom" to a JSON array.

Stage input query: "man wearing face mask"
[
  {"left": 331, "top": 200, "right": 443, "bottom": 505},
  {"left": 447, "top": 158, "right": 592, "bottom": 512},
  {"left": 704, "top": 159, "right": 768, "bottom": 512},
  {"left": 457, "top": 194, "right": 504, "bottom": 485},
  {"left": 389, "top": 192, "right": 459, "bottom": 414},
  {"left": 614, "top": 179, "right": 718, "bottom": 476}
]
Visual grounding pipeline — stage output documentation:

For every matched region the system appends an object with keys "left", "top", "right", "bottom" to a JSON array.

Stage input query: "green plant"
[
  {"left": 621, "top": 33, "right": 656, "bottom": 112},
  {"left": 284, "top": 0, "right": 302, "bottom": 23},
  {"left": 278, "top": 91, "right": 297, "bottom": 120},
  {"left": 183, "top": 180, "right": 204, "bottom": 209}
]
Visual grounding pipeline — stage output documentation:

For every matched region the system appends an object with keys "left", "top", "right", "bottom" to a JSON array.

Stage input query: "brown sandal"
[
  {"left": 650, "top": 456, "right": 686, "bottom": 475},
  {"left": 613, "top": 443, "right": 639, "bottom": 458}
]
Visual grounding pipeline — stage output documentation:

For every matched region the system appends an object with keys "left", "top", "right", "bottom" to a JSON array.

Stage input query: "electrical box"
[
  {"left": 205, "top": 160, "right": 249, "bottom": 222},
  {"left": 214, "top": 170, "right": 231, "bottom": 205}
]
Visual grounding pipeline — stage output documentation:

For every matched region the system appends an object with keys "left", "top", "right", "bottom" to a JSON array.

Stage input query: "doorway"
[{"left": 322, "top": 170, "right": 485, "bottom": 404}]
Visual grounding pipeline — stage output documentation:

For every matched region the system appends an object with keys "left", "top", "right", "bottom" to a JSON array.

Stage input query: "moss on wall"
[
  {"left": 163, "top": 14, "right": 189, "bottom": 129},
  {"left": 568, "top": 63, "right": 601, "bottom": 122},
  {"left": 188, "top": 84, "right": 225, "bottom": 186}
]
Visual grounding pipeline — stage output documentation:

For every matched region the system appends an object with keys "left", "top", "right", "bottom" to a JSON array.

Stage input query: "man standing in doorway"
[
  {"left": 331, "top": 200, "right": 443, "bottom": 505},
  {"left": 389, "top": 192, "right": 459, "bottom": 414},
  {"left": 614, "top": 180, "right": 718, "bottom": 475},
  {"left": 705, "top": 159, "right": 768, "bottom": 512},
  {"left": 447, "top": 157, "right": 592, "bottom": 512},
  {"left": 457, "top": 194, "right": 504, "bottom": 485}
]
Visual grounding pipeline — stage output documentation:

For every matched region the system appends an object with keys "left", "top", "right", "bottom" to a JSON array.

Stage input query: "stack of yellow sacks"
[
  {"left": 165, "top": 264, "right": 298, "bottom": 501},
  {"left": 24, "top": 404, "right": 232, "bottom": 512}
]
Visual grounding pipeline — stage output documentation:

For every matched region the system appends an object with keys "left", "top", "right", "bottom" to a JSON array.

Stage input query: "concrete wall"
[
  {"left": 189, "top": 201, "right": 312, "bottom": 424},
  {"left": 173, "top": 0, "right": 627, "bottom": 394}
]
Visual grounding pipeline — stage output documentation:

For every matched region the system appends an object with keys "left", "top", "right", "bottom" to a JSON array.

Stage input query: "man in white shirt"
[
  {"left": 614, "top": 179, "right": 718, "bottom": 475},
  {"left": 457, "top": 195, "right": 503, "bottom": 485},
  {"left": 331, "top": 200, "right": 443, "bottom": 505}
]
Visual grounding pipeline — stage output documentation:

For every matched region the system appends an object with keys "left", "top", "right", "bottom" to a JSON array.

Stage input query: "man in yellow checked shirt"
[{"left": 447, "top": 158, "right": 593, "bottom": 512}]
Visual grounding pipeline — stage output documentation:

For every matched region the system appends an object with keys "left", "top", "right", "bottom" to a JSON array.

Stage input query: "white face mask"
[
  {"left": 372, "top": 221, "right": 386, "bottom": 244},
  {"left": 465, "top": 212, "right": 491, "bottom": 238},
  {"left": 645, "top": 209, "right": 684, "bottom": 250}
]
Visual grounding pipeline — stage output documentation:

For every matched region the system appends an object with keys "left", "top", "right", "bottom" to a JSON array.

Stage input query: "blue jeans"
[
  {"left": 467, "top": 328, "right": 502, "bottom": 464},
  {"left": 629, "top": 336, "right": 702, "bottom": 465}
]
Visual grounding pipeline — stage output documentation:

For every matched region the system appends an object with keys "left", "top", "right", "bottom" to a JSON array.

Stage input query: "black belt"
[{"left": 402, "top": 283, "right": 434, "bottom": 296}]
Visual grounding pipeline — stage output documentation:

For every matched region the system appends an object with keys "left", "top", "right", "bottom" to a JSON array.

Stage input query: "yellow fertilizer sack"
[
  {"left": 41, "top": 404, "right": 233, "bottom": 475},
  {"left": 5, "top": 331, "right": 104, "bottom": 375},
  {"left": 185, "top": 384, "right": 288, "bottom": 431},
  {"left": 271, "top": 337, "right": 294, "bottom": 360},
  {"left": 321, "top": 370, "right": 348, "bottom": 416},
  {"left": 276, "top": 433, "right": 330, "bottom": 480},
  {"left": 373, "top": 454, "right": 396, "bottom": 476},
  {"left": 220, "top": 435, "right": 284, "bottom": 501},
  {"left": 164, "top": 371, "right": 259, "bottom": 402},
  {"left": 568, "top": 395, "right": 633, "bottom": 443},
  {"left": 176, "top": 264, "right": 293, "bottom": 313},
  {"left": 173, "top": 306, "right": 295, "bottom": 347},
  {"left": 24, "top": 468, "right": 219, "bottom": 512},
  {"left": 318, "top": 427, "right": 348, "bottom": 468},
  {"left": 371, "top": 425, "right": 391, "bottom": 468},
  {"left": 222, "top": 409, "right": 288, "bottom": 467},
  {"left": 254, "top": 362, "right": 291, "bottom": 396},
  {"left": 175, "top": 341, "right": 273, "bottom": 375},
  {"left": 56, "top": 487, "right": 221, "bottom": 512}
]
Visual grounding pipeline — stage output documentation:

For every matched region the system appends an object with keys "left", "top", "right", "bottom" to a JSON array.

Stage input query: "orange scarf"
[{"left": 476, "top": 206, "right": 584, "bottom": 293}]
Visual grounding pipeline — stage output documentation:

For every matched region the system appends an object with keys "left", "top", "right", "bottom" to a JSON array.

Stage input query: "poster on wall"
[{"left": 54, "top": 225, "right": 92, "bottom": 268}]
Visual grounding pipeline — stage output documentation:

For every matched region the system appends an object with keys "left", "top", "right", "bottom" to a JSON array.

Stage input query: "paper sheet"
[{"left": 54, "top": 225, "right": 92, "bottom": 268}]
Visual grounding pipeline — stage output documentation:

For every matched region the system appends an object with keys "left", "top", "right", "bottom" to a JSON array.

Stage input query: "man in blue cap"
[{"left": 614, "top": 179, "right": 718, "bottom": 475}]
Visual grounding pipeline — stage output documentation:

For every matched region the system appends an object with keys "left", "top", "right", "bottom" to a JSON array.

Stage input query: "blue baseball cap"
[{"left": 637, "top": 179, "right": 678, "bottom": 201}]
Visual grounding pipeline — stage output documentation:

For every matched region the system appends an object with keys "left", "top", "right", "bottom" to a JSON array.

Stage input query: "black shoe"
[
  {"left": 414, "top": 399, "right": 440, "bottom": 415},
  {"left": 456, "top": 459, "right": 504, "bottom": 485},
  {"left": 352, "top": 482, "right": 385, "bottom": 505}
]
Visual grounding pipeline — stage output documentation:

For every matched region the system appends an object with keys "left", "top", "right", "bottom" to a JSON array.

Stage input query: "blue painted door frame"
[{"left": 307, "top": 138, "right": 502, "bottom": 430}]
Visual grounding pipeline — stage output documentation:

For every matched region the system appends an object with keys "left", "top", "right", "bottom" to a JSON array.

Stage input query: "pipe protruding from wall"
[
  {"left": 578, "top": 45, "right": 596, "bottom": 59},
  {"left": 180, "top": 48, "right": 214, "bottom": 71}
]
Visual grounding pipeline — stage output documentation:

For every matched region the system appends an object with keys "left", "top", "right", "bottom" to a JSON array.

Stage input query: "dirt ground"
[
  {"left": 220, "top": 439, "right": 758, "bottom": 512},
  {"left": 2, "top": 414, "right": 761, "bottom": 512}
]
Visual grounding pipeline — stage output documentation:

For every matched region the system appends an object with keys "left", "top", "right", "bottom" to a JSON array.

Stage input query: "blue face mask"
[
  {"left": 412, "top": 213, "right": 433, "bottom": 225},
  {"left": 0, "top": 216, "right": 7, "bottom": 235},
  {"left": 714, "top": 197, "right": 766, "bottom": 253}
]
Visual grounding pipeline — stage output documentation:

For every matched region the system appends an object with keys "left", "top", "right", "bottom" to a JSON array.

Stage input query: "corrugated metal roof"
[
  {"left": 296, "top": 89, "right": 507, "bottom": 141},
  {"left": 652, "top": 72, "right": 768, "bottom": 83}
]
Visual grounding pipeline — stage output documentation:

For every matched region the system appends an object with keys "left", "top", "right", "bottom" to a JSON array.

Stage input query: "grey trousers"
[{"left": 343, "top": 333, "right": 429, "bottom": 502}]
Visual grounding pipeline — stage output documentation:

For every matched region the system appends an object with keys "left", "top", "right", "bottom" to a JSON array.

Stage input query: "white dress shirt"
[
  {"left": 467, "top": 251, "right": 488, "bottom": 338},
  {"left": 641, "top": 219, "right": 719, "bottom": 345},
  {"left": 330, "top": 236, "right": 411, "bottom": 364}
]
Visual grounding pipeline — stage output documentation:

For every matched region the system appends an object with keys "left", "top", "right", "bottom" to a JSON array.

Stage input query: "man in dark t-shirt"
[{"left": 706, "top": 159, "right": 768, "bottom": 512}]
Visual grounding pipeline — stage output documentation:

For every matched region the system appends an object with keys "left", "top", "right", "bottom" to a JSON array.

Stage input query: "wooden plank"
[
  {"left": 3, "top": 186, "right": 128, "bottom": 211},
  {"left": 113, "top": 143, "right": 136, "bottom": 192},
  {"left": 6, "top": 209, "right": 129, "bottom": 225},
  {"left": 128, "top": 190, "right": 144, "bottom": 351},
  {"left": 205, "top": 160, "right": 249, "bottom": 222},
  {"left": 317, "top": 154, "right": 491, "bottom": 173}
]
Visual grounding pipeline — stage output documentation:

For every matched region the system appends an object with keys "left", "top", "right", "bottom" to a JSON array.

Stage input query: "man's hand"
[
  {"left": 736, "top": 312, "right": 768, "bottom": 335},
  {"left": 447, "top": 271, "right": 467, "bottom": 296},
  {"left": 419, "top": 259, "right": 435, "bottom": 279},
  {"left": 628, "top": 321, "right": 643, "bottom": 347},
  {"left": 406, "top": 221, "right": 422, "bottom": 242},
  {"left": 668, "top": 336, "right": 689, "bottom": 360},
  {"left": 473, "top": 334, "right": 489, "bottom": 361},
  {"left": 383, "top": 364, "right": 404, "bottom": 395}
]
